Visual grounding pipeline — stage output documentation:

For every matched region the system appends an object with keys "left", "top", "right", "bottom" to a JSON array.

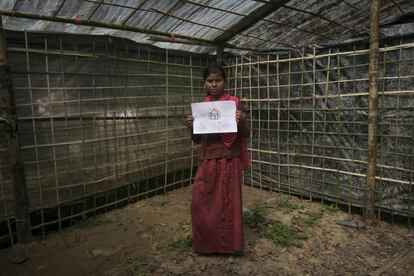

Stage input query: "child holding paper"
[{"left": 184, "top": 64, "right": 250, "bottom": 254}]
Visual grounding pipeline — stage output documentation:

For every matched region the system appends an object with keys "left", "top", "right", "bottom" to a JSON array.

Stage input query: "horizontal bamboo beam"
[
  {"left": 7, "top": 46, "right": 206, "bottom": 68},
  {"left": 0, "top": 10, "right": 220, "bottom": 47}
]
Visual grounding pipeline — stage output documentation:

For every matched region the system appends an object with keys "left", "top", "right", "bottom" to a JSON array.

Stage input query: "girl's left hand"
[{"left": 236, "top": 110, "right": 246, "bottom": 124}]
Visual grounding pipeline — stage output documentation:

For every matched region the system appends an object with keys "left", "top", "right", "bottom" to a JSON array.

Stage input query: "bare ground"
[{"left": 1, "top": 185, "right": 413, "bottom": 276}]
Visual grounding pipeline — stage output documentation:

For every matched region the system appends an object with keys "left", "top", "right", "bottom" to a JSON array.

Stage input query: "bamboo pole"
[
  {"left": 0, "top": 16, "right": 32, "bottom": 243},
  {"left": 164, "top": 48, "right": 169, "bottom": 194},
  {"left": 365, "top": 0, "right": 380, "bottom": 224},
  {"left": 1, "top": 11, "right": 213, "bottom": 45}
]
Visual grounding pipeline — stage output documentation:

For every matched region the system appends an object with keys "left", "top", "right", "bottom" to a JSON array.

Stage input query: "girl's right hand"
[{"left": 184, "top": 116, "right": 194, "bottom": 128}]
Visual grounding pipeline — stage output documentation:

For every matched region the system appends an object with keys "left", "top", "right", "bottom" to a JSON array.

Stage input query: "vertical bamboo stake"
[
  {"left": 335, "top": 49, "right": 341, "bottom": 207},
  {"left": 287, "top": 53, "right": 291, "bottom": 196},
  {"left": 392, "top": 43, "right": 402, "bottom": 223},
  {"left": 409, "top": 118, "right": 414, "bottom": 229},
  {"left": 276, "top": 55, "right": 281, "bottom": 192},
  {"left": 45, "top": 38, "right": 61, "bottom": 229},
  {"left": 322, "top": 49, "right": 331, "bottom": 205},
  {"left": 189, "top": 55, "right": 194, "bottom": 183},
  {"left": 377, "top": 45, "right": 388, "bottom": 220},
  {"left": 350, "top": 46, "right": 357, "bottom": 214},
  {"left": 299, "top": 48, "right": 305, "bottom": 199},
  {"left": 248, "top": 60, "right": 253, "bottom": 188},
  {"left": 124, "top": 45, "right": 130, "bottom": 200},
  {"left": 0, "top": 160, "right": 14, "bottom": 246},
  {"left": 234, "top": 57, "right": 238, "bottom": 97},
  {"left": 239, "top": 58, "right": 246, "bottom": 186},
  {"left": 103, "top": 39, "right": 109, "bottom": 210},
  {"left": 257, "top": 58, "right": 262, "bottom": 190},
  {"left": 311, "top": 46, "right": 316, "bottom": 202},
  {"left": 0, "top": 16, "right": 32, "bottom": 243},
  {"left": 112, "top": 44, "right": 119, "bottom": 204},
  {"left": 91, "top": 41, "right": 98, "bottom": 215},
  {"left": 266, "top": 55, "right": 272, "bottom": 191},
  {"left": 365, "top": 0, "right": 380, "bottom": 224},
  {"left": 26, "top": 31, "right": 44, "bottom": 237},
  {"left": 164, "top": 49, "right": 169, "bottom": 194}
]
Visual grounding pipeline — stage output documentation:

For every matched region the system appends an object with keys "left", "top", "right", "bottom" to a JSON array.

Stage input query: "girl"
[{"left": 185, "top": 64, "right": 250, "bottom": 254}]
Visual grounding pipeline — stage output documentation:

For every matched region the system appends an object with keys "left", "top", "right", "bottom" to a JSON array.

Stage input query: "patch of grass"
[
  {"left": 166, "top": 220, "right": 192, "bottom": 254},
  {"left": 167, "top": 234, "right": 193, "bottom": 254},
  {"left": 154, "top": 196, "right": 169, "bottom": 207},
  {"left": 327, "top": 203, "right": 339, "bottom": 213},
  {"left": 176, "top": 219, "right": 190, "bottom": 231},
  {"left": 292, "top": 210, "right": 323, "bottom": 228},
  {"left": 244, "top": 201, "right": 267, "bottom": 230},
  {"left": 305, "top": 211, "right": 323, "bottom": 226},
  {"left": 262, "top": 222, "right": 298, "bottom": 247},
  {"left": 245, "top": 201, "right": 299, "bottom": 246},
  {"left": 277, "top": 196, "right": 302, "bottom": 210},
  {"left": 245, "top": 200, "right": 325, "bottom": 247},
  {"left": 115, "top": 255, "right": 147, "bottom": 276}
]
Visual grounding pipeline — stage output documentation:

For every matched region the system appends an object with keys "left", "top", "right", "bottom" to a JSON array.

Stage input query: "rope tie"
[
  {"left": 74, "top": 15, "right": 82, "bottom": 25},
  {"left": 169, "top": 32, "right": 175, "bottom": 43}
]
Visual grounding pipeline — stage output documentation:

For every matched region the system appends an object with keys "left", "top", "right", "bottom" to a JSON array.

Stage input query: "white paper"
[{"left": 191, "top": 101, "right": 237, "bottom": 134}]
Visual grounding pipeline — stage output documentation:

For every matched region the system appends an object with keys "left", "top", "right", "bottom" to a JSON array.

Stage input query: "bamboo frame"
[
  {"left": 227, "top": 39, "right": 414, "bottom": 222},
  {"left": 0, "top": 31, "right": 206, "bottom": 245},
  {"left": 0, "top": 26, "right": 413, "bottom": 247}
]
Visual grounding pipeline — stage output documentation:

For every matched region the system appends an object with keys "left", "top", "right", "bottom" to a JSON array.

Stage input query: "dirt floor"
[{"left": 1, "top": 185, "right": 413, "bottom": 276}]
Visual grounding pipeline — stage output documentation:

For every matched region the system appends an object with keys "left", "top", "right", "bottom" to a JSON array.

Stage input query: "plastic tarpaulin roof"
[{"left": 1, "top": 0, "right": 414, "bottom": 53}]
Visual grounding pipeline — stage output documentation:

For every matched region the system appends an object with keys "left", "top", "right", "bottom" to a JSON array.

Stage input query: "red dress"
[{"left": 191, "top": 94, "right": 250, "bottom": 254}]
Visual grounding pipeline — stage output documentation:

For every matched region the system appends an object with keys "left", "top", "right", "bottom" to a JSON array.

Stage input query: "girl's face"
[{"left": 204, "top": 72, "right": 225, "bottom": 99}]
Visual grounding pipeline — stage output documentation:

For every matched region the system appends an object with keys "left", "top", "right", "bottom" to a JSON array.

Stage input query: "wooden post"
[
  {"left": 0, "top": 16, "right": 32, "bottom": 243},
  {"left": 365, "top": 0, "right": 379, "bottom": 224}
]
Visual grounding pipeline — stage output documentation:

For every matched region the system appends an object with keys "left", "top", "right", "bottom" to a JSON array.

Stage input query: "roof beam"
[
  {"left": 0, "top": 10, "right": 215, "bottom": 45},
  {"left": 0, "top": 10, "right": 256, "bottom": 51},
  {"left": 212, "top": 0, "right": 290, "bottom": 44}
]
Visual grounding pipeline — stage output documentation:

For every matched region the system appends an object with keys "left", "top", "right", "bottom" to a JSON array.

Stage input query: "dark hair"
[{"left": 203, "top": 64, "right": 226, "bottom": 81}]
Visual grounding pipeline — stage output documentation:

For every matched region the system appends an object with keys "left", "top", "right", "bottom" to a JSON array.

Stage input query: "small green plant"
[
  {"left": 176, "top": 219, "right": 190, "bottom": 231},
  {"left": 292, "top": 211, "right": 323, "bottom": 228},
  {"left": 305, "top": 211, "right": 323, "bottom": 226},
  {"left": 277, "top": 196, "right": 302, "bottom": 210},
  {"left": 117, "top": 255, "right": 147, "bottom": 276},
  {"left": 244, "top": 201, "right": 267, "bottom": 230},
  {"left": 155, "top": 196, "right": 169, "bottom": 207},
  {"left": 262, "top": 222, "right": 298, "bottom": 247},
  {"left": 245, "top": 201, "right": 299, "bottom": 247},
  {"left": 167, "top": 234, "right": 193, "bottom": 254},
  {"left": 327, "top": 203, "right": 339, "bottom": 213}
]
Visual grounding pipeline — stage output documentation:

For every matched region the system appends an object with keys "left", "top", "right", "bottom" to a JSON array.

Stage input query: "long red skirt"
[{"left": 191, "top": 157, "right": 244, "bottom": 254}]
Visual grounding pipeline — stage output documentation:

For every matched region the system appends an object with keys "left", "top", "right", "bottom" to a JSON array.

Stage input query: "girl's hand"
[
  {"left": 184, "top": 116, "right": 194, "bottom": 128},
  {"left": 236, "top": 110, "right": 246, "bottom": 125}
]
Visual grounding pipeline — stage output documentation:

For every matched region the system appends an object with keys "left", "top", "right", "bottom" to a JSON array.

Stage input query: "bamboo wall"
[
  {"left": 225, "top": 40, "right": 414, "bottom": 224},
  {"left": 1, "top": 30, "right": 413, "bottom": 246},
  {"left": 0, "top": 31, "right": 208, "bottom": 246}
]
